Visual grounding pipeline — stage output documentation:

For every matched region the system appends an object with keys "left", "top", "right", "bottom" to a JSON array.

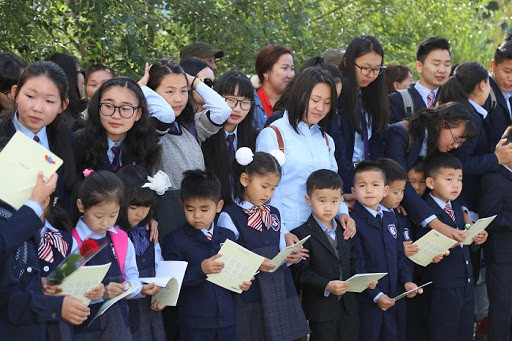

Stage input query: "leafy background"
[{"left": 0, "top": 0, "right": 510, "bottom": 78}]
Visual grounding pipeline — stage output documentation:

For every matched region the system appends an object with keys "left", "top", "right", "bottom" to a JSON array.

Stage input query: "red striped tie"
[
  {"left": 38, "top": 230, "right": 69, "bottom": 263},
  {"left": 206, "top": 231, "right": 213, "bottom": 240},
  {"left": 243, "top": 204, "right": 272, "bottom": 231},
  {"left": 444, "top": 204, "right": 456, "bottom": 223},
  {"left": 427, "top": 91, "right": 435, "bottom": 109}
]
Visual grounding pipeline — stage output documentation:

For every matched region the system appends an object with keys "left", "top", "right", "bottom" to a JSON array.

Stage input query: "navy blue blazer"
[
  {"left": 384, "top": 123, "right": 435, "bottom": 225},
  {"left": 328, "top": 97, "right": 385, "bottom": 193},
  {"left": 351, "top": 202, "right": 412, "bottom": 300},
  {"left": 388, "top": 83, "right": 428, "bottom": 123},
  {"left": 421, "top": 196, "right": 473, "bottom": 288},
  {"left": 480, "top": 165, "right": 512, "bottom": 263},
  {"left": 162, "top": 223, "right": 236, "bottom": 330},
  {"left": 290, "top": 214, "right": 360, "bottom": 322},
  {"left": 0, "top": 205, "right": 64, "bottom": 340},
  {"left": 451, "top": 108, "right": 499, "bottom": 212},
  {"left": 484, "top": 77, "right": 512, "bottom": 149}
]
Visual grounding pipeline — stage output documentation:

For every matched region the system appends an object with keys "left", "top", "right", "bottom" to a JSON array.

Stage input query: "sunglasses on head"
[{"left": 201, "top": 78, "right": 215, "bottom": 88}]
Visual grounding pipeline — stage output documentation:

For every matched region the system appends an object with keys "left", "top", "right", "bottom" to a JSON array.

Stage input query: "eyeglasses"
[
  {"left": 99, "top": 103, "right": 139, "bottom": 119},
  {"left": 354, "top": 63, "right": 385, "bottom": 76},
  {"left": 448, "top": 126, "right": 465, "bottom": 147},
  {"left": 201, "top": 78, "right": 215, "bottom": 88},
  {"left": 224, "top": 97, "right": 253, "bottom": 111},
  {"left": 0, "top": 89, "right": 12, "bottom": 100}
]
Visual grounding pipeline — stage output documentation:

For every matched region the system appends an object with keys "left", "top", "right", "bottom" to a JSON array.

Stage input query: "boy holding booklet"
[
  {"left": 350, "top": 161, "right": 417, "bottom": 341},
  {"left": 162, "top": 170, "right": 252, "bottom": 341},
  {"left": 291, "top": 169, "right": 375, "bottom": 341},
  {"left": 421, "top": 152, "right": 487, "bottom": 341}
]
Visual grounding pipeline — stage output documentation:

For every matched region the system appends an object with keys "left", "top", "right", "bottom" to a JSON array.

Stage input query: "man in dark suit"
[
  {"left": 389, "top": 37, "right": 451, "bottom": 123},
  {"left": 485, "top": 38, "right": 512, "bottom": 149},
  {"left": 291, "top": 169, "right": 363, "bottom": 341}
]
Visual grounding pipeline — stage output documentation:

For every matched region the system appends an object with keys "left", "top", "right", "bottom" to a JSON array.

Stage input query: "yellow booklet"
[{"left": 0, "top": 131, "right": 63, "bottom": 208}]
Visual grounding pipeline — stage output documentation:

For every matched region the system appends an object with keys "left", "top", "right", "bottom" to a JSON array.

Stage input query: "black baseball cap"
[{"left": 180, "top": 42, "right": 224, "bottom": 61}]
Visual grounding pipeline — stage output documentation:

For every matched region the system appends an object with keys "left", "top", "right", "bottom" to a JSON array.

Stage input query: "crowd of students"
[{"left": 0, "top": 33, "right": 512, "bottom": 341}]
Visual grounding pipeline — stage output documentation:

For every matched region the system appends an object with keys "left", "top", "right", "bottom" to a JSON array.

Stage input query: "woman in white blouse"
[{"left": 256, "top": 67, "right": 355, "bottom": 242}]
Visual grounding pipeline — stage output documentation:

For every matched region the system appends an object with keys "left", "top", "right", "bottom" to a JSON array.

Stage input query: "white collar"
[
  {"left": 468, "top": 99, "right": 488, "bottom": 119},
  {"left": 75, "top": 216, "right": 118, "bottom": 240}
]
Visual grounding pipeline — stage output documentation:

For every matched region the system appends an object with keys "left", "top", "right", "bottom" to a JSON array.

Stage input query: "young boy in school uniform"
[
  {"left": 291, "top": 169, "right": 376, "bottom": 341},
  {"left": 422, "top": 152, "right": 487, "bottom": 341},
  {"left": 350, "top": 161, "right": 418, "bottom": 341},
  {"left": 480, "top": 125, "right": 512, "bottom": 340},
  {"left": 162, "top": 170, "right": 251, "bottom": 341}
]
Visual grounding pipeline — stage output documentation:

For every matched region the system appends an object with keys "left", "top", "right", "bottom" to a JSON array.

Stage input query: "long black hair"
[
  {"left": 81, "top": 77, "right": 161, "bottom": 172},
  {"left": 438, "top": 61, "right": 489, "bottom": 111},
  {"left": 202, "top": 70, "right": 257, "bottom": 205},
  {"left": 340, "top": 35, "right": 389, "bottom": 133},
  {"left": 0, "top": 60, "right": 76, "bottom": 191},
  {"left": 408, "top": 102, "right": 477, "bottom": 157}
]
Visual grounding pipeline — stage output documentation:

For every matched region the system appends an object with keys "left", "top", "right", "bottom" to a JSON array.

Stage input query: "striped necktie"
[
  {"left": 226, "top": 134, "right": 236, "bottom": 159},
  {"left": 33, "top": 135, "right": 40, "bottom": 143},
  {"left": 111, "top": 146, "right": 121, "bottom": 171},
  {"left": 206, "top": 231, "right": 213, "bottom": 240},
  {"left": 38, "top": 230, "right": 68, "bottom": 263},
  {"left": 427, "top": 91, "right": 435, "bottom": 109},
  {"left": 444, "top": 204, "right": 456, "bottom": 223},
  {"left": 243, "top": 204, "right": 272, "bottom": 231}
]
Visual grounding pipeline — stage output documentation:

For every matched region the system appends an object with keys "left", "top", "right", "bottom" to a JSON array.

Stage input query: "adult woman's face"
[
  {"left": 354, "top": 51, "right": 383, "bottom": 88},
  {"left": 263, "top": 53, "right": 294, "bottom": 94},
  {"left": 437, "top": 123, "right": 467, "bottom": 152}
]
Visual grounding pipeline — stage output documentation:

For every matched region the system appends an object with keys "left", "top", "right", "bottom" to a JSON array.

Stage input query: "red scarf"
[{"left": 257, "top": 87, "right": 273, "bottom": 118}]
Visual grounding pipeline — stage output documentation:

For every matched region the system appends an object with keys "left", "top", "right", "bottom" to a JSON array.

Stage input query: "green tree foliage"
[{"left": 0, "top": 0, "right": 510, "bottom": 77}]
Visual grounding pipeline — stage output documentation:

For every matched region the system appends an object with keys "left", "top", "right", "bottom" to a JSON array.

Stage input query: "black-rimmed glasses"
[
  {"left": 100, "top": 103, "right": 139, "bottom": 119},
  {"left": 0, "top": 89, "right": 12, "bottom": 100},
  {"left": 224, "top": 97, "right": 253, "bottom": 111},
  {"left": 448, "top": 126, "right": 465, "bottom": 147},
  {"left": 354, "top": 63, "right": 385, "bottom": 76}
]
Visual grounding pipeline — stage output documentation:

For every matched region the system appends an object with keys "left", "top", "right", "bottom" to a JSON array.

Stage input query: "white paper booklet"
[
  {"left": 267, "top": 235, "right": 311, "bottom": 272},
  {"left": 207, "top": 239, "right": 264, "bottom": 294},
  {"left": 140, "top": 260, "right": 188, "bottom": 307},
  {"left": 462, "top": 215, "right": 496, "bottom": 245},
  {"left": 88, "top": 283, "right": 140, "bottom": 325},
  {"left": 59, "top": 263, "right": 111, "bottom": 305},
  {"left": 408, "top": 229, "right": 458, "bottom": 267},
  {"left": 346, "top": 272, "right": 388, "bottom": 293}
]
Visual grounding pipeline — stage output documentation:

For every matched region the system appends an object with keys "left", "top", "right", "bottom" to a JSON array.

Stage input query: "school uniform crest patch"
[
  {"left": 387, "top": 224, "right": 397, "bottom": 239},
  {"left": 270, "top": 214, "right": 280, "bottom": 231}
]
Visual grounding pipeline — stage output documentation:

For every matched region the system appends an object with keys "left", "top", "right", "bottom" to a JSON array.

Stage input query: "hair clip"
[
  {"left": 52, "top": 196, "right": 59, "bottom": 207},
  {"left": 269, "top": 149, "right": 286, "bottom": 166},
  {"left": 141, "top": 170, "right": 172, "bottom": 195},
  {"left": 83, "top": 169, "right": 94, "bottom": 178},
  {"left": 235, "top": 147, "right": 254, "bottom": 166}
]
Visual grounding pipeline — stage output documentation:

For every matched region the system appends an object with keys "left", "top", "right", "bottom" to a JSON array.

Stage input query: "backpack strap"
[
  {"left": 269, "top": 125, "right": 285, "bottom": 152},
  {"left": 398, "top": 89, "right": 414, "bottom": 116},
  {"left": 489, "top": 86, "right": 497, "bottom": 118},
  {"left": 322, "top": 132, "right": 331, "bottom": 152}
]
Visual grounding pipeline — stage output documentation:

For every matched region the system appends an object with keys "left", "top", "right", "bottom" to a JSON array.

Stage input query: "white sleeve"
[
  {"left": 195, "top": 82, "right": 231, "bottom": 125},
  {"left": 217, "top": 212, "right": 240, "bottom": 240},
  {"left": 154, "top": 242, "right": 164, "bottom": 272},
  {"left": 141, "top": 85, "right": 175, "bottom": 124}
]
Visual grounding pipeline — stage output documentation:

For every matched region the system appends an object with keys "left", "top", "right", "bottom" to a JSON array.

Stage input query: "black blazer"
[
  {"left": 388, "top": 83, "right": 428, "bottom": 123},
  {"left": 290, "top": 214, "right": 359, "bottom": 322},
  {"left": 484, "top": 77, "right": 512, "bottom": 149},
  {"left": 480, "top": 165, "right": 512, "bottom": 263}
]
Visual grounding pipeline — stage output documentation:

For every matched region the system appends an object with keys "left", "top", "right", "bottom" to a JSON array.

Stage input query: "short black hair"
[
  {"left": 306, "top": 169, "right": 343, "bottom": 196},
  {"left": 353, "top": 160, "right": 386, "bottom": 185},
  {"left": 494, "top": 39, "right": 512, "bottom": 65},
  {"left": 377, "top": 158, "right": 407, "bottom": 183},
  {"left": 416, "top": 37, "right": 451, "bottom": 63},
  {"left": 410, "top": 159, "right": 425, "bottom": 173},
  {"left": 423, "top": 152, "right": 463, "bottom": 179},
  {"left": 181, "top": 169, "right": 221, "bottom": 203}
]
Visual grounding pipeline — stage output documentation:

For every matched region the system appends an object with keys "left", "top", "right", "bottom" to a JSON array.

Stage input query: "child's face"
[
  {"left": 426, "top": 167, "right": 463, "bottom": 202},
  {"left": 408, "top": 169, "right": 426, "bottom": 196},
  {"left": 380, "top": 180, "right": 406, "bottom": 210},
  {"left": 351, "top": 170, "right": 389, "bottom": 211},
  {"left": 240, "top": 172, "right": 281, "bottom": 206},
  {"left": 127, "top": 205, "right": 151, "bottom": 227},
  {"left": 77, "top": 199, "right": 121, "bottom": 235},
  {"left": 13, "top": 75, "right": 67, "bottom": 134},
  {"left": 305, "top": 187, "right": 342, "bottom": 227},
  {"left": 182, "top": 198, "right": 223, "bottom": 230},
  {"left": 86, "top": 70, "right": 113, "bottom": 100},
  {"left": 155, "top": 73, "right": 188, "bottom": 117},
  {"left": 224, "top": 86, "right": 252, "bottom": 128},
  {"left": 99, "top": 85, "right": 142, "bottom": 142}
]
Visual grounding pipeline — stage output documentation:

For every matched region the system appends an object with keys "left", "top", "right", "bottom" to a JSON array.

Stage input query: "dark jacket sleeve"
[
  {"left": 480, "top": 172, "right": 512, "bottom": 231},
  {"left": 0, "top": 206, "right": 42, "bottom": 263}
]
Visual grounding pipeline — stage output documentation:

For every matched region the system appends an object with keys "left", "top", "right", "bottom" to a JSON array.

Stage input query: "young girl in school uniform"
[
  {"left": 76, "top": 77, "right": 161, "bottom": 174},
  {"left": 217, "top": 148, "right": 310, "bottom": 341},
  {"left": 117, "top": 165, "right": 169, "bottom": 341},
  {"left": 0, "top": 60, "right": 77, "bottom": 212},
  {"left": 202, "top": 70, "right": 258, "bottom": 205},
  {"left": 73, "top": 170, "right": 143, "bottom": 341},
  {"left": 142, "top": 59, "right": 231, "bottom": 239}
]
